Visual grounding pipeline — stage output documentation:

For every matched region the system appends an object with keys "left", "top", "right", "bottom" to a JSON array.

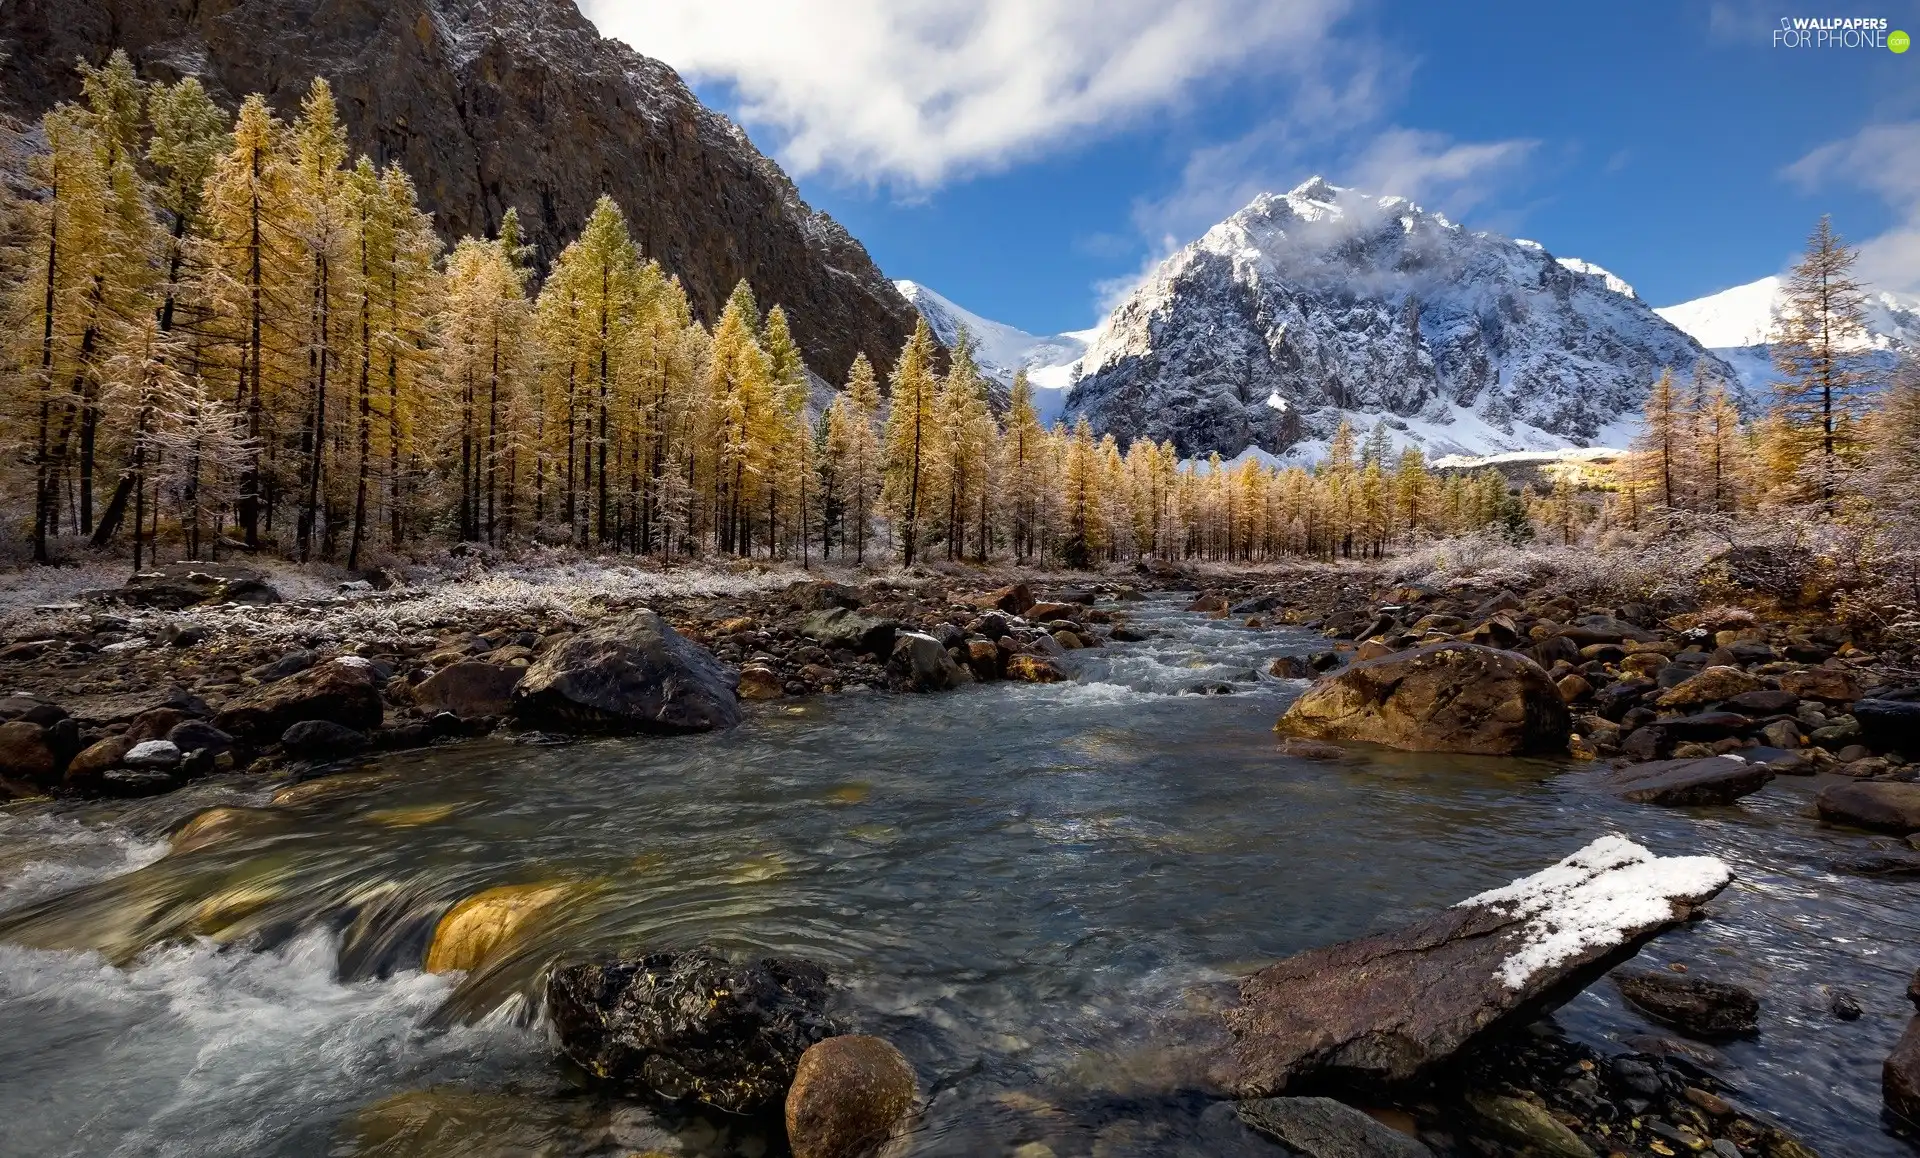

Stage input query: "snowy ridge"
[
  {"left": 1656, "top": 276, "right": 1920, "bottom": 398},
  {"left": 1064, "top": 177, "right": 1729, "bottom": 461},
  {"left": 894, "top": 280, "right": 1093, "bottom": 422}
]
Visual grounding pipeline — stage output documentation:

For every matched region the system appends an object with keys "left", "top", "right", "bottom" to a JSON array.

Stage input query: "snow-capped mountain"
[
  {"left": 1065, "top": 177, "right": 1730, "bottom": 461},
  {"left": 894, "top": 281, "right": 1093, "bottom": 421},
  {"left": 1656, "top": 276, "right": 1920, "bottom": 399}
]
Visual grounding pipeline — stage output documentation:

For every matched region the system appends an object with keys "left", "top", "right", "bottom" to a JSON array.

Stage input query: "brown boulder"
[
  {"left": 785, "top": 1035, "right": 918, "bottom": 1158},
  {"left": 1613, "top": 969, "right": 1759, "bottom": 1036},
  {"left": 1215, "top": 836, "right": 1730, "bottom": 1095},
  {"left": 513, "top": 611, "right": 741, "bottom": 733},
  {"left": 1778, "top": 667, "right": 1862, "bottom": 703},
  {"left": 1274, "top": 643, "right": 1569, "bottom": 756},
  {"left": 1005, "top": 655, "right": 1068, "bottom": 684},
  {"left": 1816, "top": 781, "right": 1920, "bottom": 834},
  {"left": 1187, "top": 594, "right": 1231, "bottom": 613},
  {"left": 413, "top": 660, "right": 525, "bottom": 717},
  {"left": 214, "top": 657, "right": 384, "bottom": 742},
  {"left": 1025, "top": 601, "right": 1081, "bottom": 622},
  {"left": 737, "top": 665, "right": 785, "bottom": 701},
  {"left": 1609, "top": 757, "right": 1773, "bottom": 805},
  {"left": 981, "top": 583, "right": 1035, "bottom": 615},
  {"left": 1656, "top": 666, "right": 1763, "bottom": 709},
  {"left": 0, "top": 720, "right": 62, "bottom": 791}
]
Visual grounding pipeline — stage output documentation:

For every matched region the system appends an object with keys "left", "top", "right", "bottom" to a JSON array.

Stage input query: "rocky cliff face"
[
  {"left": 1068, "top": 178, "right": 1731, "bottom": 459},
  {"left": 0, "top": 0, "right": 915, "bottom": 382}
]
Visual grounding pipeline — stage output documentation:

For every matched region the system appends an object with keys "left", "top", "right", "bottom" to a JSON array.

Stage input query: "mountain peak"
[{"left": 1286, "top": 175, "right": 1339, "bottom": 203}]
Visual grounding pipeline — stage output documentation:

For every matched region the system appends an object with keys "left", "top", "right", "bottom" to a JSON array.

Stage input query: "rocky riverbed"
[{"left": 3, "top": 554, "right": 1920, "bottom": 1156}]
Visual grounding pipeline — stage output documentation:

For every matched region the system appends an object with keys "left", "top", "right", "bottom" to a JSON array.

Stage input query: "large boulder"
[
  {"left": 1816, "top": 781, "right": 1920, "bottom": 834},
  {"left": 890, "top": 632, "right": 968, "bottom": 692},
  {"left": 1655, "top": 666, "right": 1763, "bottom": 709},
  {"left": 1274, "top": 643, "right": 1569, "bottom": 756},
  {"left": 800, "top": 608, "right": 899, "bottom": 657},
  {"left": 512, "top": 612, "right": 740, "bottom": 733},
  {"left": 545, "top": 947, "right": 838, "bottom": 1113},
  {"left": 1212, "top": 836, "right": 1730, "bottom": 1096},
  {"left": 1608, "top": 756, "right": 1773, "bottom": 805},
  {"left": 0, "top": 719, "right": 64, "bottom": 794},
  {"left": 785, "top": 1035, "right": 918, "bottom": 1158},
  {"left": 1778, "top": 667, "right": 1861, "bottom": 703},
  {"left": 214, "top": 656, "right": 384, "bottom": 742},
  {"left": 413, "top": 661, "right": 525, "bottom": 719}
]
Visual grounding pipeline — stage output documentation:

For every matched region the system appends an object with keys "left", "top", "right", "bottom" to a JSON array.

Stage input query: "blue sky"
[{"left": 586, "top": 0, "right": 1920, "bottom": 336}]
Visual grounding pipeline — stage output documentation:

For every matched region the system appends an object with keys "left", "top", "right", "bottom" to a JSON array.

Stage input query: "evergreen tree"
[{"left": 1772, "top": 215, "right": 1870, "bottom": 511}]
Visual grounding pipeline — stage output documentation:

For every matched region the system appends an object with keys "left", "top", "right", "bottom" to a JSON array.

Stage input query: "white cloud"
[
  {"left": 580, "top": 0, "right": 1353, "bottom": 188},
  {"left": 1785, "top": 121, "right": 1920, "bottom": 295}
]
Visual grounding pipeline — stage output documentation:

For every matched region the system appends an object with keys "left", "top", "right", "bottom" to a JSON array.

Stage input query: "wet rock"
[
  {"left": 1658, "top": 712, "right": 1752, "bottom": 742},
  {"left": 412, "top": 661, "right": 525, "bottom": 718},
  {"left": 1888, "top": 1016, "right": 1920, "bottom": 1126},
  {"left": 1275, "top": 737, "right": 1348, "bottom": 760},
  {"left": 281, "top": 720, "right": 370, "bottom": 759},
  {"left": 890, "top": 632, "right": 967, "bottom": 691},
  {"left": 426, "top": 882, "right": 577, "bottom": 973},
  {"left": 124, "top": 739, "right": 182, "bottom": 769},
  {"left": 1026, "top": 601, "right": 1082, "bottom": 623},
  {"left": 248, "top": 649, "right": 317, "bottom": 683},
  {"left": 1854, "top": 698, "right": 1920, "bottom": 754},
  {"left": 1215, "top": 836, "right": 1730, "bottom": 1095},
  {"left": 63, "top": 735, "right": 132, "bottom": 789},
  {"left": 545, "top": 947, "right": 838, "bottom": 1113},
  {"left": 964, "top": 640, "right": 1001, "bottom": 680},
  {"left": 1464, "top": 1092, "right": 1594, "bottom": 1158},
  {"left": 1187, "top": 594, "right": 1231, "bottom": 613},
  {"left": 1556, "top": 674, "right": 1592, "bottom": 703},
  {"left": 1051, "top": 629, "right": 1084, "bottom": 650},
  {"left": 1609, "top": 756, "right": 1772, "bottom": 805},
  {"left": 341, "top": 1085, "right": 600, "bottom": 1158},
  {"left": 1759, "top": 719, "right": 1802, "bottom": 749},
  {"left": 1656, "top": 667, "right": 1763, "bottom": 709},
  {"left": 167, "top": 719, "right": 235, "bottom": 756},
  {"left": 1816, "top": 781, "right": 1920, "bottom": 833},
  {"left": 0, "top": 720, "right": 63, "bottom": 791},
  {"left": 800, "top": 608, "right": 900, "bottom": 657},
  {"left": 1828, "top": 850, "right": 1920, "bottom": 877},
  {"left": 215, "top": 657, "right": 385, "bottom": 742},
  {"left": 1268, "top": 655, "right": 1315, "bottom": 679},
  {"left": 1831, "top": 989, "right": 1864, "bottom": 1020},
  {"left": 1779, "top": 667, "right": 1861, "bottom": 703},
  {"left": 785, "top": 1035, "right": 918, "bottom": 1158},
  {"left": 1109, "top": 624, "right": 1151, "bottom": 643},
  {"left": 1614, "top": 970, "right": 1759, "bottom": 1036},
  {"left": 737, "top": 664, "right": 785, "bottom": 701},
  {"left": 1006, "top": 655, "right": 1068, "bottom": 684},
  {"left": 1236, "top": 1096, "right": 1434, "bottom": 1158},
  {"left": 980, "top": 583, "right": 1036, "bottom": 615},
  {"left": 170, "top": 806, "right": 277, "bottom": 855},
  {"left": 1274, "top": 643, "right": 1569, "bottom": 756},
  {"left": 513, "top": 611, "right": 741, "bottom": 734}
]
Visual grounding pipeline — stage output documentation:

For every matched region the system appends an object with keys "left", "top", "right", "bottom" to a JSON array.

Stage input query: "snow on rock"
[
  {"left": 1067, "top": 177, "right": 1730, "bottom": 461},
  {"left": 1215, "top": 832, "right": 1731, "bottom": 1095},
  {"left": 1459, "top": 834, "right": 1733, "bottom": 990}
]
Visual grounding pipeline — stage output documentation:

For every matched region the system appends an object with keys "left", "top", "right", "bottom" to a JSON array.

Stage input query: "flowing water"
[{"left": 1, "top": 596, "right": 1916, "bottom": 1157}]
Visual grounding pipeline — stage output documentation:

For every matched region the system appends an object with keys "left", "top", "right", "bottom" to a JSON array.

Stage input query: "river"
[{"left": 0, "top": 595, "right": 1914, "bottom": 1156}]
